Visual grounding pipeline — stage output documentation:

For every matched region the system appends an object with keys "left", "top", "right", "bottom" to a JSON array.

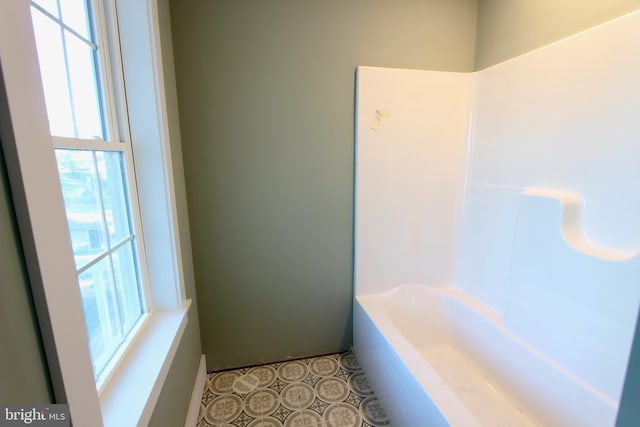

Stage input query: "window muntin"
[{"left": 30, "top": 0, "right": 148, "bottom": 382}]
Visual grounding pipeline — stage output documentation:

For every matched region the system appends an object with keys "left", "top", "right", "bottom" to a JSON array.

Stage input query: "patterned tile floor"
[{"left": 197, "top": 351, "right": 390, "bottom": 427}]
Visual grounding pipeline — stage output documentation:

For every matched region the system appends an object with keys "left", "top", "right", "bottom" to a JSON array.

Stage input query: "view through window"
[{"left": 30, "top": 0, "right": 147, "bottom": 382}]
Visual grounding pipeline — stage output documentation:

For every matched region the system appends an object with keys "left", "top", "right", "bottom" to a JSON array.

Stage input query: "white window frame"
[
  {"left": 33, "top": 0, "right": 154, "bottom": 386},
  {"left": 0, "top": 1, "right": 190, "bottom": 426}
]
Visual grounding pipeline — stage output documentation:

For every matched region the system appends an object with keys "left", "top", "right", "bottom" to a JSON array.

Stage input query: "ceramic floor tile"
[{"left": 197, "top": 351, "right": 390, "bottom": 427}]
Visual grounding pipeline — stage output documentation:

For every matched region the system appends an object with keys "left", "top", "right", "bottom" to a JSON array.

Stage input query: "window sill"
[{"left": 99, "top": 299, "right": 191, "bottom": 427}]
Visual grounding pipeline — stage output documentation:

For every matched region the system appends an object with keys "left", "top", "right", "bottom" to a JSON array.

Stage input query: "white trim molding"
[
  {"left": 184, "top": 355, "right": 207, "bottom": 427},
  {"left": 0, "top": 2, "right": 102, "bottom": 425},
  {"left": 101, "top": 301, "right": 191, "bottom": 426},
  {"left": 116, "top": 0, "right": 187, "bottom": 311}
]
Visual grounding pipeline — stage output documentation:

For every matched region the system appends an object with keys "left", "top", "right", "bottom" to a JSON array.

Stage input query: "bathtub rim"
[
  {"left": 355, "top": 282, "right": 619, "bottom": 427},
  {"left": 355, "top": 285, "right": 484, "bottom": 427}
]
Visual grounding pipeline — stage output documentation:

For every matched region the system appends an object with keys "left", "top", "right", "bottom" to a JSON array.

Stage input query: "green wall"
[
  {"left": 475, "top": 0, "right": 640, "bottom": 69},
  {"left": 149, "top": 0, "right": 203, "bottom": 425},
  {"left": 2, "top": 0, "right": 640, "bottom": 423},
  {"left": 0, "top": 143, "right": 52, "bottom": 403},
  {"left": 617, "top": 308, "right": 640, "bottom": 426},
  {"left": 169, "top": 0, "right": 479, "bottom": 370}
]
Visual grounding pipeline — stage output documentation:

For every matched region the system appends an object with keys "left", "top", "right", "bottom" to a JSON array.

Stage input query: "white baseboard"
[{"left": 184, "top": 355, "right": 207, "bottom": 427}]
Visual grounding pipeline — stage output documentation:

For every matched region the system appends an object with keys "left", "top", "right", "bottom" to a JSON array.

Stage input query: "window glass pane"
[
  {"left": 112, "top": 242, "right": 143, "bottom": 333},
  {"left": 56, "top": 149, "right": 108, "bottom": 269},
  {"left": 31, "top": 0, "right": 150, "bottom": 383},
  {"left": 32, "top": 0, "right": 59, "bottom": 18},
  {"left": 65, "top": 31, "right": 103, "bottom": 139},
  {"left": 96, "top": 151, "right": 132, "bottom": 244},
  {"left": 60, "top": 0, "right": 91, "bottom": 39},
  {"left": 79, "top": 257, "right": 122, "bottom": 376},
  {"left": 31, "top": 9, "right": 75, "bottom": 137}
]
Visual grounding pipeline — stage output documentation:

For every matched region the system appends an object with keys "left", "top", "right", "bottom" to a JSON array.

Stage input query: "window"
[
  {"left": 29, "top": 0, "right": 150, "bottom": 386},
  {"left": 1, "top": 0, "right": 190, "bottom": 424}
]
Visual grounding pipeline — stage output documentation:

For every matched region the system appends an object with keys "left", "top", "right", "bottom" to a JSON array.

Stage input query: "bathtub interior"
[
  {"left": 359, "top": 280, "right": 620, "bottom": 426},
  {"left": 354, "top": 9, "right": 640, "bottom": 426},
  {"left": 375, "top": 284, "right": 452, "bottom": 349},
  {"left": 373, "top": 285, "right": 546, "bottom": 426}
]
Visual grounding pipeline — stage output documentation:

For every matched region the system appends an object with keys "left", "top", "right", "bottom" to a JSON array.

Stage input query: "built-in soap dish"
[{"left": 521, "top": 188, "right": 638, "bottom": 261}]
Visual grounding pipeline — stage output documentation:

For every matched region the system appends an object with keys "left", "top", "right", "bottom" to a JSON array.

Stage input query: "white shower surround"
[{"left": 354, "top": 10, "right": 640, "bottom": 427}]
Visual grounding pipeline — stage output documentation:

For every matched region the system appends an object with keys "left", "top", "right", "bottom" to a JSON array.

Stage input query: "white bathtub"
[{"left": 353, "top": 284, "right": 618, "bottom": 427}]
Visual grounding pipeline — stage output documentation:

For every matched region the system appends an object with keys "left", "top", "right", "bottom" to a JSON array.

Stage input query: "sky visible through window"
[{"left": 31, "top": 0, "right": 104, "bottom": 139}]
